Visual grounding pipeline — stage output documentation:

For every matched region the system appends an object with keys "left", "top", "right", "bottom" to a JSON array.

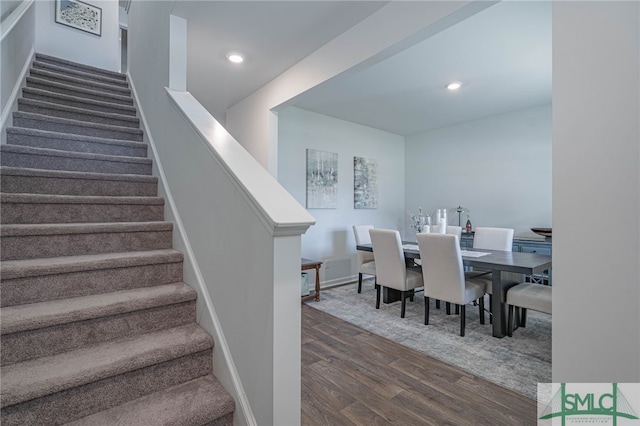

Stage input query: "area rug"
[{"left": 307, "top": 280, "right": 551, "bottom": 400}]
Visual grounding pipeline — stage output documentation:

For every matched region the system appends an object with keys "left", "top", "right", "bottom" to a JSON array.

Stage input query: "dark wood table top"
[{"left": 357, "top": 242, "right": 552, "bottom": 275}]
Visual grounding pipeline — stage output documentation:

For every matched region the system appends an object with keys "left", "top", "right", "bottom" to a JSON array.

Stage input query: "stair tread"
[
  {"left": 0, "top": 323, "right": 213, "bottom": 407},
  {"left": 13, "top": 111, "right": 143, "bottom": 135},
  {"left": 1, "top": 221, "right": 172, "bottom": 236},
  {"left": 67, "top": 375, "right": 235, "bottom": 426},
  {"left": 1, "top": 193, "right": 164, "bottom": 205},
  {"left": 32, "top": 61, "right": 130, "bottom": 87},
  {"left": 7, "top": 127, "right": 146, "bottom": 148},
  {"left": 0, "top": 249, "right": 183, "bottom": 280},
  {"left": 23, "top": 86, "right": 136, "bottom": 114},
  {"left": 0, "top": 166, "right": 157, "bottom": 182},
  {"left": 1, "top": 282, "right": 196, "bottom": 334},
  {"left": 1, "top": 144, "right": 152, "bottom": 164},
  {"left": 30, "top": 68, "right": 131, "bottom": 95},
  {"left": 35, "top": 53, "right": 127, "bottom": 81},
  {"left": 18, "top": 98, "right": 139, "bottom": 123},
  {"left": 26, "top": 76, "right": 133, "bottom": 104}
]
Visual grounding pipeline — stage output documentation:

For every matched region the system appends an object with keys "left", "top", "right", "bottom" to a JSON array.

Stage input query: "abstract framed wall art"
[
  {"left": 55, "top": 0, "right": 102, "bottom": 36},
  {"left": 353, "top": 156, "right": 378, "bottom": 209},
  {"left": 306, "top": 149, "right": 338, "bottom": 209}
]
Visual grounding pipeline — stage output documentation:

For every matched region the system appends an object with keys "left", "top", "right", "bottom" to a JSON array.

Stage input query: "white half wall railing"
[
  {"left": 128, "top": 75, "right": 315, "bottom": 425},
  {"left": 1, "top": 0, "right": 35, "bottom": 141}
]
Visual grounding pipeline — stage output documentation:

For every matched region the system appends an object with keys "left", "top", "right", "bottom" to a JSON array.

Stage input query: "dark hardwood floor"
[{"left": 301, "top": 303, "right": 537, "bottom": 425}]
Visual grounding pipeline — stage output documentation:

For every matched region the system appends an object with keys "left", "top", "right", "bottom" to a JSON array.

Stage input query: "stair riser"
[
  {"left": 32, "top": 62, "right": 129, "bottom": 88},
  {"left": 23, "top": 90, "right": 136, "bottom": 116},
  {"left": 0, "top": 349, "right": 212, "bottom": 426},
  {"left": 0, "top": 174, "right": 157, "bottom": 197},
  {"left": 1, "top": 230, "right": 173, "bottom": 261},
  {"left": 18, "top": 102, "right": 140, "bottom": 129},
  {"left": 1, "top": 301, "right": 196, "bottom": 365},
  {"left": 30, "top": 71, "right": 131, "bottom": 97},
  {"left": 0, "top": 151, "right": 152, "bottom": 175},
  {"left": 26, "top": 80, "right": 133, "bottom": 106},
  {"left": 35, "top": 55, "right": 127, "bottom": 82},
  {"left": 13, "top": 115, "right": 143, "bottom": 142},
  {"left": 0, "top": 202, "right": 164, "bottom": 224},
  {"left": 7, "top": 131, "right": 147, "bottom": 157},
  {"left": 1, "top": 261, "right": 183, "bottom": 307}
]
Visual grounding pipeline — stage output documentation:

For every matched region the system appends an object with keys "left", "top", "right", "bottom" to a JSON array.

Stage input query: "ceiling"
[
  {"left": 170, "top": 1, "right": 551, "bottom": 136},
  {"left": 171, "top": 1, "right": 389, "bottom": 123}
]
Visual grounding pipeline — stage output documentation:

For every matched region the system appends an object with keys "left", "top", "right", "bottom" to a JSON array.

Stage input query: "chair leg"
[
  {"left": 455, "top": 304, "right": 460, "bottom": 315},
  {"left": 446, "top": 302, "right": 451, "bottom": 315},
  {"left": 409, "top": 290, "right": 414, "bottom": 302},
  {"left": 375, "top": 284, "right": 381, "bottom": 309},
  {"left": 489, "top": 294, "right": 493, "bottom": 324},
  {"left": 507, "top": 304, "right": 514, "bottom": 337},
  {"left": 436, "top": 300, "right": 441, "bottom": 309},
  {"left": 424, "top": 296, "right": 430, "bottom": 325},
  {"left": 460, "top": 305, "right": 466, "bottom": 336},
  {"left": 512, "top": 307, "right": 520, "bottom": 332},
  {"left": 479, "top": 296, "right": 485, "bottom": 325},
  {"left": 520, "top": 308, "right": 527, "bottom": 327},
  {"left": 358, "top": 273, "right": 363, "bottom": 293},
  {"left": 400, "top": 291, "right": 407, "bottom": 318}
]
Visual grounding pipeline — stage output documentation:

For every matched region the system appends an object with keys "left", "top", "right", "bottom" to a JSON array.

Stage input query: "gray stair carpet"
[{"left": 0, "top": 53, "right": 235, "bottom": 425}]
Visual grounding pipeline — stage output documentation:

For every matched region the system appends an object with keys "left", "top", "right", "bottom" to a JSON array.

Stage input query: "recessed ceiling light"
[
  {"left": 226, "top": 52, "right": 244, "bottom": 64},
  {"left": 446, "top": 81, "right": 462, "bottom": 90}
]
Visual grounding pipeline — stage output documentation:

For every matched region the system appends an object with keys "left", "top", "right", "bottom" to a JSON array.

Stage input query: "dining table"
[{"left": 356, "top": 241, "right": 552, "bottom": 338}]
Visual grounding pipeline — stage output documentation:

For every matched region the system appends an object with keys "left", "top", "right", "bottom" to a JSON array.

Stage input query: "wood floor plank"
[
  {"left": 388, "top": 356, "right": 537, "bottom": 425},
  {"left": 391, "top": 387, "right": 475, "bottom": 426},
  {"left": 301, "top": 377, "right": 357, "bottom": 425},
  {"left": 341, "top": 401, "right": 418, "bottom": 426},
  {"left": 322, "top": 356, "right": 405, "bottom": 400},
  {"left": 308, "top": 359, "right": 432, "bottom": 425},
  {"left": 301, "top": 303, "right": 537, "bottom": 425}
]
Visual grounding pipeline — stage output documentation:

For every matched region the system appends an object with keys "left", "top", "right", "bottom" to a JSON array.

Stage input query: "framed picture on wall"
[
  {"left": 306, "top": 149, "right": 338, "bottom": 209},
  {"left": 55, "top": 0, "right": 102, "bottom": 36},
  {"left": 353, "top": 156, "right": 378, "bottom": 209}
]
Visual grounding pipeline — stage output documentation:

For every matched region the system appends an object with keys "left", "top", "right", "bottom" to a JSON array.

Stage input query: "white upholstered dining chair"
[
  {"left": 369, "top": 229, "right": 423, "bottom": 318},
  {"left": 418, "top": 225, "right": 463, "bottom": 310},
  {"left": 506, "top": 282, "right": 552, "bottom": 336},
  {"left": 416, "top": 225, "right": 462, "bottom": 264},
  {"left": 467, "top": 227, "right": 515, "bottom": 294},
  {"left": 473, "top": 227, "right": 514, "bottom": 252},
  {"left": 352, "top": 225, "right": 376, "bottom": 293},
  {"left": 416, "top": 233, "right": 487, "bottom": 336},
  {"left": 465, "top": 227, "right": 515, "bottom": 323}
]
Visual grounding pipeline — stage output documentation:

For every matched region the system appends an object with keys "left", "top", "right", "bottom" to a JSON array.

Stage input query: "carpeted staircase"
[{"left": 0, "top": 53, "right": 235, "bottom": 425}]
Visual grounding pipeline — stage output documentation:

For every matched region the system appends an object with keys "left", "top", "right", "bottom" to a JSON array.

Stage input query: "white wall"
[
  {"left": 405, "top": 104, "right": 552, "bottom": 239},
  {"left": 35, "top": 0, "right": 119, "bottom": 72},
  {"left": 1, "top": 0, "right": 23, "bottom": 21},
  {"left": 553, "top": 1, "right": 639, "bottom": 382},
  {"left": 278, "top": 107, "right": 405, "bottom": 286}
]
